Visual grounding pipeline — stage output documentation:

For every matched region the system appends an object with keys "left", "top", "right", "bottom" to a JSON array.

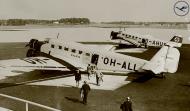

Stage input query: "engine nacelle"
[
  {"left": 26, "top": 39, "right": 45, "bottom": 57},
  {"left": 110, "top": 31, "right": 121, "bottom": 40}
]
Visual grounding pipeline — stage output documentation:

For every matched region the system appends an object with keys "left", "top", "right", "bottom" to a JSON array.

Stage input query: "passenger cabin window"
[
  {"left": 59, "top": 46, "right": 62, "bottom": 49},
  {"left": 51, "top": 44, "right": 54, "bottom": 48},
  {"left": 71, "top": 49, "right": 76, "bottom": 53},
  {"left": 79, "top": 50, "right": 83, "bottom": 54},
  {"left": 64, "top": 47, "right": 69, "bottom": 51},
  {"left": 86, "top": 53, "right": 90, "bottom": 56}
]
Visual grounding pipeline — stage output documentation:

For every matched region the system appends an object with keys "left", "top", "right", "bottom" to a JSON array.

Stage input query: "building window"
[
  {"left": 64, "top": 47, "right": 69, "bottom": 51},
  {"left": 51, "top": 44, "right": 54, "bottom": 48},
  {"left": 59, "top": 46, "right": 62, "bottom": 49},
  {"left": 79, "top": 50, "right": 83, "bottom": 54}
]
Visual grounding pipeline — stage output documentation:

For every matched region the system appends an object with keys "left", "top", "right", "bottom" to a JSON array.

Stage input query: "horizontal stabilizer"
[
  {"left": 142, "top": 46, "right": 180, "bottom": 74},
  {"left": 167, "top": 35, "right": 183, "bottom": 47}
]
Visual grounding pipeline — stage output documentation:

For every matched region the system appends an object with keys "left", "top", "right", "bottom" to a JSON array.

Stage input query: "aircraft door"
[{"left": 91, "top": 54, "right": 99, "bottom": 65}]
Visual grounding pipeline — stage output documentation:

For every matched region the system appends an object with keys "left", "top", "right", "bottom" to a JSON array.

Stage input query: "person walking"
[
  {"left": 74, "top": 70, "right": 81, "bottom": 87},
  {"left": 99, "top": 71, "right": 104, "bottom": 83},
  {"left": 87, "top": 64, "right": 91, "bottom": 80},
  {"left": 80, "top": 81, "right": 91, "bottom": 104},
  {"left": 95, "top": 69, "right": 103, "bottom": 86},
  {"left": 95, "top": 70, "right": 100, "bottom": 86},
  {"left": 120, "top": 97, "right": 133, "bottom": 111}
]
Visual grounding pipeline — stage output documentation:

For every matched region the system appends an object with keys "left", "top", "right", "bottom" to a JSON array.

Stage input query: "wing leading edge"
[{"left": 0, "top": 57, "right": 69, "bottom": 71}]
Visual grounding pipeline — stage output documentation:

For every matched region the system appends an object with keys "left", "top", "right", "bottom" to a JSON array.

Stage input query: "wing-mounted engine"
[
  {"left": 25, "top": 39, "right": 45, "bottom": 57},
  {"left": 110, "top": 31, "right": 121, "bottom": 40}
]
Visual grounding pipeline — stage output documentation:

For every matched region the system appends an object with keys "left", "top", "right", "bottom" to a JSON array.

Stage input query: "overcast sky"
[{"left": 0, "top": 0, "right": 189, "bottom": 22}]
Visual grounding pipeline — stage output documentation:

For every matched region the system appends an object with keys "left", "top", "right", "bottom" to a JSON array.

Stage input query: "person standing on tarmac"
[
  {"left": 74, "top": 70, "right": 81, "bottom": 87},
  {"left": 95, "top": 70, "right": 100, "bottom": 86},
  {"left": 94, "top": 69, "right": 103, "bottom": 86},
  {"left": 87, "top": 64, "right": 91, "bottom": 80},
  {"left": 80, "top": 81, "right": 91, "bottom": 104},
  {"left": 120, "top": 97, "right": 133, "bottom": 111}
]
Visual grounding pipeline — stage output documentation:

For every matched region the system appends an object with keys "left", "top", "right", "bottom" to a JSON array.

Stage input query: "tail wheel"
[{"left": 26, "top": 49, "right": 36, "bottom": 57}]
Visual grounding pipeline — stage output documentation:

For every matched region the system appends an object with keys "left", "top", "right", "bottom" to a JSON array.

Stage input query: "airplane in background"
[
  {"left": 110, "top": 31, "right": 183, "bottom": 48},
  {"left": 0, "top": 36, "right": 182, "bottom": 79}
]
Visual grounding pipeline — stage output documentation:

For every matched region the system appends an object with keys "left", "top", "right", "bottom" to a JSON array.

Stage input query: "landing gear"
[
  {"left": 154, "top": 73, "right": 166, "bottom": 79},
  {"left": 161, "top": 73, "right": 166, "bottom": 79}
]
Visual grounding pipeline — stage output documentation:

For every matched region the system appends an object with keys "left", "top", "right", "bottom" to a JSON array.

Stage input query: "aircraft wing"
[
  {"left": 0, "top": 57, "right": 69, "bottom": 72},
  {"left": 79, "top": 41, "right": 146, "bottom": 53},
  {"left": 117, "top": 36, "right": 142, "bottom": 47},
  {"left": 54, "top": 54, "right": 87, "bottom": 71}
]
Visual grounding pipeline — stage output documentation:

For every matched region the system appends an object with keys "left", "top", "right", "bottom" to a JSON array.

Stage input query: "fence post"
[{"left": 26, "top": 103, "right": 28, "bottom": 111}]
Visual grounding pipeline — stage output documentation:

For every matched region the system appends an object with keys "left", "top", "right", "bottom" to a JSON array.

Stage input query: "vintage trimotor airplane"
[
  {"left": 0, "top": 35, "right": 182, "bottom": 78},
  {"left": 110, "top": 31, "right": 183, "bottom": 48}
]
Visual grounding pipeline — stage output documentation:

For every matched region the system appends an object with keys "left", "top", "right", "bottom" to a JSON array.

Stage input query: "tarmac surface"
[{"left": 0, "top": 42, "right": 189, "bottom": 111}]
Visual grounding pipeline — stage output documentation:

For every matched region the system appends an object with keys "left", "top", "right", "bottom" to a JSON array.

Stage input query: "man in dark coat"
[
  {"left": 74, "top": 70, "right": 81, "bottom": 87},
  {"left": 120, "top": 97, "right": 133, "bottom": 111},
  {"left": 80, "top": 81, "right": 91, "bottom": 104}
]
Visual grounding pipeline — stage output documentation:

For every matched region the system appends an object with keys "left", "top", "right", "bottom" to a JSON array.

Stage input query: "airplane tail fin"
[
  {"left": 142, "top": 45, "right": 180, "bottom": 74},
  {"left": 167, "top": 35, "right": 183, "bottom": 47}
]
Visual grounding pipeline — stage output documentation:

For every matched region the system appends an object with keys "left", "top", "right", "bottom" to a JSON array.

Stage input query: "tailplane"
[
  {"left": 167, "top": 35, "right": 183, "bottom": 47},
  {"left": 142, "top": 45, "right": 180, "bottom": 74}
]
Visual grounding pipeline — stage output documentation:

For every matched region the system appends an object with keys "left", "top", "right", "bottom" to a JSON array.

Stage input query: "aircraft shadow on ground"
[
  {"left": 126, "top": 72, "right": 155, "bottom": 83},
  {"left": 65, "top": 96, "right": 83, "bottom": 104},
  {"left": 0, "top": 70, "right": 73, "bottom": 89}
]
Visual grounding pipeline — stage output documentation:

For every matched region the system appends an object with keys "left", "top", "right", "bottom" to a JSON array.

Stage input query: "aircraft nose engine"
[
  {"left": 110, "top": 31, "right": 119, "bottom": 40},
  {"left": 25, "top": 39, "right": 44, "bottom": 57}
]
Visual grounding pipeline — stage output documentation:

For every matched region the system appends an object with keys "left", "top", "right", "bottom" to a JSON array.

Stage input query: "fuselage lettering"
[
  {"left": 128, "top": 63, "right": 133, "bottom": 70},
  {"left": 110, "top": 59, "right": 116, "bottom": 66},
  {"left": 121, "top": 62, "right": 137, "bottom": 71},
  {"left": 103, "top": 57, "right": 109, "bottom": 64},
  {"left": 122, "top": 61, "right": 126, "bottom": 69}
]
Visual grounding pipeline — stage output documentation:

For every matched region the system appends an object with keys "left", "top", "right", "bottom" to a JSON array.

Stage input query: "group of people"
[
  {"left": 74, "top": 64, "right": 103, "bottom": 87},
  {"left": 73, "top": 64, "right": 104, "bottom": 105},
  {"left": 87, "top": 64, "right": 103, "bottom": 86},
  {"left": 73, "top": 64, "right": 133, "bottom": 111}
]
